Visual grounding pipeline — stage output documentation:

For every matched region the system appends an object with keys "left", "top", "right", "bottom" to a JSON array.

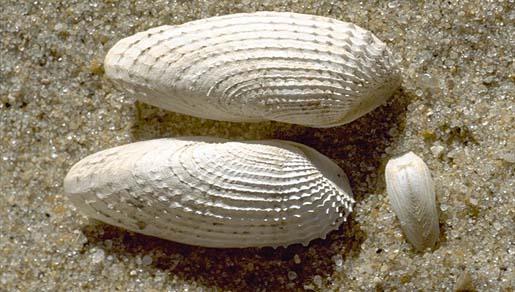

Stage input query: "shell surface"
[
  {"left": 104, "top": 11, "right": 401, "bottom": 128},
  {"left": 385, "top": 152, "right": 440, "bottom": 251},
  {"left": 64, "top": 137, "right": 354, "bottom": 248}
]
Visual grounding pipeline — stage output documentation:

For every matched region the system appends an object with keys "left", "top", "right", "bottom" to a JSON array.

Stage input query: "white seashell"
[
  {"left": 104, "top": 11, "right": 401, "bottom": 128},
  {"left": 385, "top": 152, "right": 439, "bottom": 251},
  {"left": 64, "top": 137, "right": 354, "bottom": 248}
]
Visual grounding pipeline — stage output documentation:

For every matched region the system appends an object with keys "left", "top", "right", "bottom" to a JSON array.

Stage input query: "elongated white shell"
[
  {"left": 104, "top": 11, "right": 401, "bottom": 128},
  {"left": 64, "top": 137, "right": 354, "bottom": 248},
  {"left": 385, "top": 152, "right": 440, "bottom": 251}
]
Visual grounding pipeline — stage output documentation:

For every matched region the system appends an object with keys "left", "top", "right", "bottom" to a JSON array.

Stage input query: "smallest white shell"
[{"left": 385, "top": 152, "right": 439, "bottom": 251}]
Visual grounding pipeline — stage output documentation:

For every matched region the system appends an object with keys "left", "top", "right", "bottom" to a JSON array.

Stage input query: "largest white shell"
[
  {"left": 104, "top": 11, "right": 401, "bottom": 128},
  {"left": 64, "top": 137, "right": 354, "bottom": 248}
]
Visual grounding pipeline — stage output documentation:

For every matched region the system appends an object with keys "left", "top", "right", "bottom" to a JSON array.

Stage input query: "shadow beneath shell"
[
  {"left": 120, "top": 88, "right": 411, "bottom": 289},
  {"left": 130, "top": 101, "right": 278, "bottom": 141},
  {"left": 82, "top": 214, "right": 365, "bottom": 291}
]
